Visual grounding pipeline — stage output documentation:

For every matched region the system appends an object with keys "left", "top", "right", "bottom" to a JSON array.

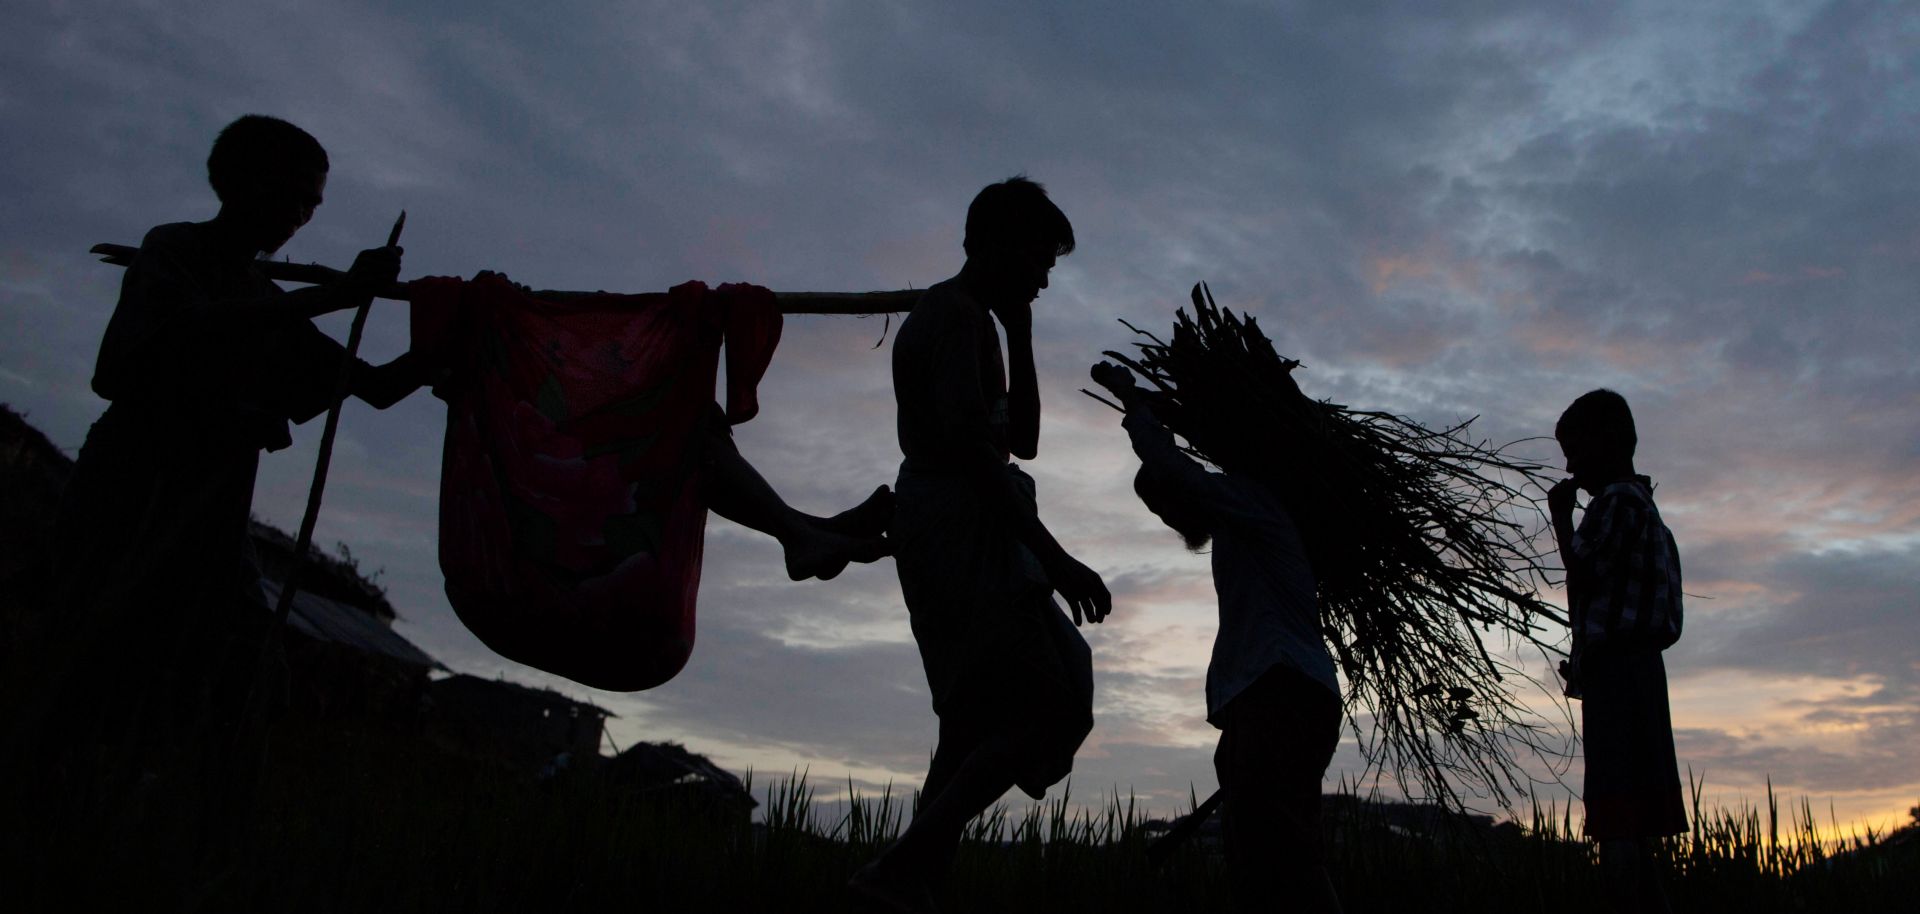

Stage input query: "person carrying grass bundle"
[
  {"left": 1100, "top": 284, "right": 1566, "bottom": 816},
  {"left": 1092, "top": 360, "right": 1343, "bottom": 914},
  {"left": 851, "top": 177, "right": 1110, "bottom": 912},
  {"left": 1549, "top": 389, "right": 1686, "bottom": 914}
]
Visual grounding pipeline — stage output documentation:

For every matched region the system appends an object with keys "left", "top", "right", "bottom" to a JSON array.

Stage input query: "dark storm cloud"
[{"left": 1454, "top": 2, "right": 1920, "bottom": 390}]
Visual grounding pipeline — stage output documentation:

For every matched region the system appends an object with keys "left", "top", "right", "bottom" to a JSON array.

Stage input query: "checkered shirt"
[{"left": 1569, "top": 476, "right": 1684, "bottom": 652}]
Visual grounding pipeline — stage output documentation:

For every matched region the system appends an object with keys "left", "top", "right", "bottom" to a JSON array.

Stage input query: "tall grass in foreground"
[
  {"left": 746, "top": 761, "right": 1910, "bottom": 914},
  {"left": 8, "top": 720, "right": 1912, "bottom": 913}
]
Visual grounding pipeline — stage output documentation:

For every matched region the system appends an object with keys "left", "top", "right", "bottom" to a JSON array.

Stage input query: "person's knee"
[
  {"left": 934, "top": 715, "right": 990, "bottom": 757},
  {"left": 700, "top": 419, "right": 738, "bottom": 469}
]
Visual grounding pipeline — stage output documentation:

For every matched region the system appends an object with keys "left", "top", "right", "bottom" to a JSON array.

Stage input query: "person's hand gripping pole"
[{"left": 270, "top": 210, "right": 405, "bottom": 631}]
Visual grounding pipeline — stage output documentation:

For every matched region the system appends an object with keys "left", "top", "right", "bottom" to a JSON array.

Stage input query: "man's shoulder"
[
  {"left": 140, "top": 222, "right": 203, "bottom": 248},
  {"left": 910, "top": 281, "right": 982, "bottom": 317},
  {"left": 132, "top": 222, "right": 215, "bottom": 267},
  {"left": 897, "top": 281, "right": 984, "bottom": 343},
  {"left": 1222, "top": 472, "right": 1303, "bottom": 535}
]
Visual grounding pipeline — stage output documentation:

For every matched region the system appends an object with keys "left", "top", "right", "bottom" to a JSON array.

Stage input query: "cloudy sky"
[{"left": 4, "top": 1, "right": 1915, "bottom": 833}]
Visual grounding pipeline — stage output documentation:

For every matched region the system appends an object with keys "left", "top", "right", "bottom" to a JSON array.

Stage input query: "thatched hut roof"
[
  {"left": 0, "top": 405, "right": 76, "bottom": 582},
  {"left": 249, "top": 521, "right": 398, "bottom": 622},
  {"left": 602, "top": 740, "right": 755, "bottom": 809},
  {"left": 425, "top": 673, "right": 613, "bottom": 773},
  {"left": 258, "top": 577, "right": 438, "bottom": 670},
  {"left": 0, "top": 403, "right": 428, "bottom": 665}
]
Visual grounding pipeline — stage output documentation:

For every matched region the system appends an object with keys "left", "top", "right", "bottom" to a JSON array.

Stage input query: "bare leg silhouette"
[
  {"left": 1600, "top": 838, "right": 1673, "bottom": 914},
  {"left": 852, "top": 723, "right": 1034, "bottom": 912},
  {"left": 701, "top": 419, "right": 890, "bottom": 580}
]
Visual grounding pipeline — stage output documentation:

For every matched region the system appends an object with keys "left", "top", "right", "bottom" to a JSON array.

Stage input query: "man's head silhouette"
[
  {"left": 207, "top": 115, "right": 329, "bottom": 255},
  {"left": 962, "top": 176, "right": 1074, "bottom": 310}
]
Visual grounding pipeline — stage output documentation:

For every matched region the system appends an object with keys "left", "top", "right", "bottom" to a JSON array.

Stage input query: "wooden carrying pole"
[{"left": 89, "top": 243, "right": 918, "bottom": 315}]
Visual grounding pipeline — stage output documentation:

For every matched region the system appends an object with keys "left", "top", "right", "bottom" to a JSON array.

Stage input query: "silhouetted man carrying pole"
[
  {"left": 7, "top": 114, "right": 424, "bottom": 901},
  {"left": 851, "top": 178, "right": 1110, "bottom": 911},
  {"left": 1092, "top": 360, "right": 1343, "bottom": 914}
]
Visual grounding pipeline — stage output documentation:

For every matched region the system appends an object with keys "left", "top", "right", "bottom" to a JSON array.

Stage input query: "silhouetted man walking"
[{"left": 852, "top": 177, "right": 1110, "bottom": 911}]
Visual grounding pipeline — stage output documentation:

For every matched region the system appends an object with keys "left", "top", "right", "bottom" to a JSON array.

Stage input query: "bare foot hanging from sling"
[
  {"left": 408, "top": 273, "right": 897, "bottom": 691},
  {"left": 700, "top": 417, "right": 892, "bottom": 581}
]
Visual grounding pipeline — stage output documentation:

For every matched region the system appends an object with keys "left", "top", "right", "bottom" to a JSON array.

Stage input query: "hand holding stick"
[{"left": 269, "top": 209, "right": 405, "bottom": 632}]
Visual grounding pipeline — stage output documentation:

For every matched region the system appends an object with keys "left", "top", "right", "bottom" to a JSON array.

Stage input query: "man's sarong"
[
  {"left": 410, "top": 275, "right": 781, "bottom": 691},
  {"left": 893, "top": 461, "right": 1094, "bottom": 798}
]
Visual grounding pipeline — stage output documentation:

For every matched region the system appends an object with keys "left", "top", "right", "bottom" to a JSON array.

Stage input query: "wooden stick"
[
  {"left": 265, "top": 212, "right": 404, "bottom": 637},
  {"left": 90, "top": 243, "right": 918, "bottom": 315},
  {"left": 266, "top": 214, "right": 405, "bottom": 637},
  {"left": 236, "top": 213, "right": 402, "bottom": 763}
]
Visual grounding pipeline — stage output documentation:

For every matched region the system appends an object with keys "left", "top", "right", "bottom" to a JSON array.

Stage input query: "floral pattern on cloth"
[{"left": 410, "top": 275, "right": 781, "bottom": 691}]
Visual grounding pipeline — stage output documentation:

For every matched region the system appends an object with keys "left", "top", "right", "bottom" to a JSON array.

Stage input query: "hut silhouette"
[{"left": 2, "top": 403, "right": 751, "bottom": 812}]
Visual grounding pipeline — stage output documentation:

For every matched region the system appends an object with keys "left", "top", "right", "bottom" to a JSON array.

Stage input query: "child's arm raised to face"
[
  {"left": 1549, "top": 478, "right": 1583, "bottom": 587},
  {"left": 1556, "top": 480, "right": 1666, "bottom": 666}
]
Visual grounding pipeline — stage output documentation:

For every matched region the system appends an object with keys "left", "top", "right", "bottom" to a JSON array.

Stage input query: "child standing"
[{"left": 1550, "top": 389, "right": 1687, "bottom": 914}]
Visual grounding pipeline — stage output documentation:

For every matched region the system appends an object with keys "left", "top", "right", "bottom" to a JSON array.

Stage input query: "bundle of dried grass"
[{"left": 1095, "top": 283, "right": 1571, "bottom": 813}]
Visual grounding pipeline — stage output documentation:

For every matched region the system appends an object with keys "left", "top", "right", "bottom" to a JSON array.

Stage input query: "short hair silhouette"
[
  {"left": 1557, "top": 388, "right": 1637, "bottom": 457},
  {"left": 207, "top": 115, "right": 330, "bottom": 204},
  {"left": 963, "top": 176, "right": 1075, "bottom": 258}
]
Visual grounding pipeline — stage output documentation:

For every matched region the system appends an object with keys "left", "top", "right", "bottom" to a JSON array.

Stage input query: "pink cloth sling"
[{"left": 410, "top": 275, "right": 781, "bottom": 691}]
